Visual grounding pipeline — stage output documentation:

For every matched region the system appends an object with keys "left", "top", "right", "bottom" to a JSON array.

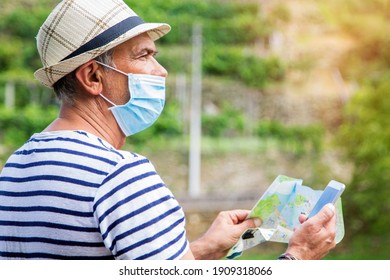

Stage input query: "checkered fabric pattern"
[{"left": 34, "top": 0, "right": 170, "bottom": 88}]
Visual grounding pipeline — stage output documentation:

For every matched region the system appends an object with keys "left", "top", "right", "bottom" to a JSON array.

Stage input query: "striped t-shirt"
[{"left": 0, "top": 130, "right": 189, "bottom": 259}]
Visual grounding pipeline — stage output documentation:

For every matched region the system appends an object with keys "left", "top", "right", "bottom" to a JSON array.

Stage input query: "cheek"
[
  {"left": 129, "top": 59, "right": 156, "bottom": 75},
  {"left": 122, "top": 85, "right": 131, "bottom": 103},
  {"left": 114, "top": 84, "right": 131, "bottom": 105},
  {"left": 129, "top": 65, "right": 148, "bottom": 75},
  {"left": 107, "top": 77, "right": 130, "bottom": 105}
]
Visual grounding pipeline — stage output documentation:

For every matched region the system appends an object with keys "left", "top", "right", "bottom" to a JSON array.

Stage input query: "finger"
[
  {"left": 233, "top": 218, "right": 261, "bottom": 235},
  {"left": 227, "top": 209, "right": 251, "bottom": 223},
  {"left": 245, "top": 217, "right": 262, "bottom": 228},
  {"left": 298, "top": 214, "right": 307, "bottom": 224},
  {"left": 322, "top": 210, "right": 337, "bottom": 233},
  {"left": 312, "top": 203, "right": 335, "bottom": 226}
]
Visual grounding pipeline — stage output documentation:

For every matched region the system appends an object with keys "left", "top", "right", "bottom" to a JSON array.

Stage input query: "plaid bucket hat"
[{"left": 34, "top": 0, "right": 171, "bottom": 88}]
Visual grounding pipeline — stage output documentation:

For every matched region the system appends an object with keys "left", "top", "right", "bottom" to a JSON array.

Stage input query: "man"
[{"left": 0, "top": 0, "right": 336, "bottom": 260}]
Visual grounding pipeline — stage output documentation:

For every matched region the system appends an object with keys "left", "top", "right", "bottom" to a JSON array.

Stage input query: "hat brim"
[{"left": 34, "top": 22, "right": 170, "bottom": 88}]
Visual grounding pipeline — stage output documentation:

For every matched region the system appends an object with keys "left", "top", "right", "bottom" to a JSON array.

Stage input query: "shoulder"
[{"left": 27, "top": 130, "right": 140, "bottom": 162}]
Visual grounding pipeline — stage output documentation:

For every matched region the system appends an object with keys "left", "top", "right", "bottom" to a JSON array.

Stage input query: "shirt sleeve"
[{"left": 93, "top": 154, "right": 189, "bottom": 260}]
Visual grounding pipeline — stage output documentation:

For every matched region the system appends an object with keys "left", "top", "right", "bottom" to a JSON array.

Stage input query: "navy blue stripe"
[
  {"left": 0, "top": 236, "right": 103, "bottom": 247},
  {"left": 28, "top": 135, "right": 124, "bottom": 159},
  {"left": 168, "top": 239, "right": 188, "bottom": 260},
  {"left": 97, "top": 138, "right": 125, "bottom": 159},
  {"left": 0, "top": 220, "right": 99, "bottom": 233},
  {"left": 4, "top": 161, "right": 108, "bottom": 176},
  {"left": 61, "top": 16, "right": 145, "bottom": 61},
  {"left": 14, "top": 148, "right": 117, "bottom": 166},
  {"left": 135, "top": 230, "right": 186, "bottom": 260},
  {"left": 0, "top": 251, "right": 113, "bottom": 260},
  {"left": 93, "top": 162, "right": 153, "bottom": 210},
  {"left": 108, "top": 205, "right": 181, "bottom": 251},
  {"left": 75, "top": 131, "right": 88, "bottom": 136},
  {"left": 28, "top": 136, "right": 102, "bottom": 149},
  {"left": 101, "top": 195, "right": 173, "bottom": 240},
  {"left": 0, "top": 175, "right": 100, "bottom": 188},
  {"left": 0, "top": 190, "right": 94, "bottom": 202},
  {"left": 97, "top": 183, "right": 164, "bottom": 223},
  {"left": 99, "top": 158, "right": 150, "bottom": 187},
  {"left": 115, "top": 215, "right": 185, "bottom": 258},
  {"left": 0, "top": 206, "right": 92, "bottom": 218}
]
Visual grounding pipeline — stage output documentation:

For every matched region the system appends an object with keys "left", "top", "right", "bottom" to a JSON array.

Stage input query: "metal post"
[
  {"left": 188, "top": 24, "right": 202, "bottom": 198},
  {"left": 176, "top": 73, "right": 187, "bottom": 132},
  {"left": 5, "top": 80, "right": 15, "bottom": 109}
]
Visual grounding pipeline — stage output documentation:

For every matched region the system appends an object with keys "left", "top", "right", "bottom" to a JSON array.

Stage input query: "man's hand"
[
  {"left": 285, "top": 203, "right": 337, "bottom": 260},
  {"left": 190, "top": 210, "right": 261, "bottom": 260}
]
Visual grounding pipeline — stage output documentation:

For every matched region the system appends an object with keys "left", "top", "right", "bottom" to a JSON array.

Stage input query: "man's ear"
[{"left": 75, "top": 61, "right": 104, "bottom": 96}]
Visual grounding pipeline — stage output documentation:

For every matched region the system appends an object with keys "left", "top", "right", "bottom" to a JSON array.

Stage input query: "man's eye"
[
  {"left": 137, "top": 54, "right": 148, "bottom": 60},
  {"left": 137, "top": 51, "right": 157, "bottom": 59},
  {"left": 140, "top": 53, "right": 151, "bottom": 59}
]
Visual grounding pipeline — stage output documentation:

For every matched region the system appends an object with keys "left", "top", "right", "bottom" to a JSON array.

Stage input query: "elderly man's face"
[{"left": 103, "top": 33, "right": 168, "bottom": 105}]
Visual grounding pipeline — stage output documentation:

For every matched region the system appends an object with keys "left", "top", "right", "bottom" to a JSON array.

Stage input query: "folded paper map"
[{"left": 226, "top": 175, "right": 345, "bottom": 259}]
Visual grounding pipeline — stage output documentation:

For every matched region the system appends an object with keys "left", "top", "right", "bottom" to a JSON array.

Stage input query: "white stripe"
[{"left": 0, "top": 130, "right": 188, "bottom": 259}]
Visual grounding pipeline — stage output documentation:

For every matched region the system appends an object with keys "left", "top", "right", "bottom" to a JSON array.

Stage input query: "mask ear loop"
[
  {"left": 99, "top": 93, "right": 117, "bottom": 107},
  {"left": 95, "top": 60, "right": 128, "bottom": 76},
  {"left": 95, "top": 60, "right": 127, "bottom": 107}
]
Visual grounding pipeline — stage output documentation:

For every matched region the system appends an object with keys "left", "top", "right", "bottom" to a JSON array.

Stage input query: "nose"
[{"left": 151, "top": 57, "right": 168, "bottom": 77}]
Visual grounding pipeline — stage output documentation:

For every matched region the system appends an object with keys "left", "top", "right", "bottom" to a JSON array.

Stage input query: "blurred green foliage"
[
  {"left": 336, "top": 79, "right": 390, "bottom": 256},
  {"left": 0, "top": 0, "right": 389, "bottom": 259},
  {"left": 0, "top": 1, "right": 54, "bottom": 81},
  {"left": 330, "top": 0, "right": 390, "bottom": 258},
  {"left": 203, "top": 47, "right": 284, "bottom": 89},
  {"left": 0, "top": 0, "right": 284, "bottom": 149},
  {"left": 132, "top": 0, "right": 283, "bottom": 88},
  {"left": 0, "top": 105, "right": 58, "bottom": 147},
  {"left": 202, "top": 102, "right": 246, "bottom": 138},
  {"left": 0, "top": 0, "right": 282, "bottom": 88},
  {"left": 128, "top": 0, "right": 267, "bottom": 45},
  {"left": 0, "top": 0, "right": 283, "bottom": 144},
  {"left": 256, "top": 121, "right": 323, "bottom": 156}
]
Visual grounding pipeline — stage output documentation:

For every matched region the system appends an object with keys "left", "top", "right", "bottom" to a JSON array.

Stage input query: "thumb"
[
  {"left": 312, "top": 203, "right": 335, "bottom": 226},
  {"left": 237, "top": 217, "right": 261, "bottom": 231}
]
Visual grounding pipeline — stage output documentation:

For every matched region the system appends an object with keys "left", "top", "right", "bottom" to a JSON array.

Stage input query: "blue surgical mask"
[{"left": 97, "top": 61, "right": 165, "bottom": 136}]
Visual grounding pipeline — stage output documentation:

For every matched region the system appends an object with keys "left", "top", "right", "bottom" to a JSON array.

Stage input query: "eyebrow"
[{"left": 134, "top": 47, "right": 158, "bottom": 57}]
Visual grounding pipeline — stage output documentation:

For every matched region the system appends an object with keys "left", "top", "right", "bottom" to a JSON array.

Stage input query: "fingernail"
[
  {"left": 254, "top": 218, "right": 262, "bottom": 227},
  {"left": 325, "top": 203, "right": 335, "bottom": 213}
]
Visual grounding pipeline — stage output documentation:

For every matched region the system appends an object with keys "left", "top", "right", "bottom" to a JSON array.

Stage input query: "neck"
[{"left": 44, "top": 96, "right": 126, "bottom": 149}]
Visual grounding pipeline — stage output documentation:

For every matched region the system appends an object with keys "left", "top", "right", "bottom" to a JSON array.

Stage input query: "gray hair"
[{"left": 53, "top": 49, "right": 115, "bottom": 104}]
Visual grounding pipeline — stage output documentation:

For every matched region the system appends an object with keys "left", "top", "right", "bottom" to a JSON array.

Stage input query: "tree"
[
  {"left": 338, "top": 79, "right": 390, "bottom": 244},
  {"left": 333, "top": 0, "right": 390, "bottom": 258}
]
